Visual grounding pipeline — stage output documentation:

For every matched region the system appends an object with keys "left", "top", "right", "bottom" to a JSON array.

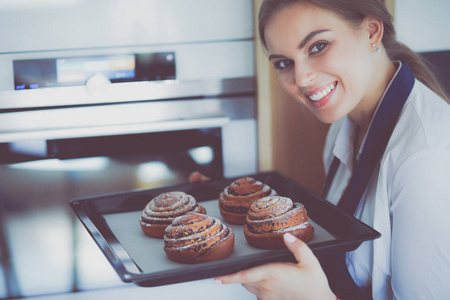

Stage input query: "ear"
[{"left": 365, "top": 16, "right": 384, "bottom": 48}]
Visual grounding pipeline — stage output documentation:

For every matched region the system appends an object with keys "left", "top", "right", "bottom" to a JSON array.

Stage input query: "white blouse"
[{"left": 323, "top": 68, "right": 450, "bottom": 299}]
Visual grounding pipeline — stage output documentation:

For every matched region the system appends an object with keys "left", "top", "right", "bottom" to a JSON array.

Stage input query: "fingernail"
[
  {"left": 284, "top": 233, "right": 296, "bottom": 243},
  {"left": 213, "top": 279, "right": 222, "bottom": 284}
]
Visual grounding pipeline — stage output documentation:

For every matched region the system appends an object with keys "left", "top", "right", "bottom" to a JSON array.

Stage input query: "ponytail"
[{"left": 382, "top": 20, "right": 450, "bottom": 102}]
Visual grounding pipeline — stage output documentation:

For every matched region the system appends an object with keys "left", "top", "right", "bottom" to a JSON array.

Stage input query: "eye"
[
  {"left": 310, "top": 41, "right": 329, "bottom": 54},
  {"left": 273, "top": 59, "right": 294, "bottom": 70}
]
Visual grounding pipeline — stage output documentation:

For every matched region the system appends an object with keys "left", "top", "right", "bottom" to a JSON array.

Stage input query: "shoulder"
[
  {"left": 384, "top": 80, "right": 450, "bottom": 166},
  {"left": 382, "top": 81, "right": 450, "bottom": 200},
  {"left": 391, "top": 147, "right": 450, "bottom": 193},
  {"left": 405, "top": 80, "right": 450, "bottom": 142}
]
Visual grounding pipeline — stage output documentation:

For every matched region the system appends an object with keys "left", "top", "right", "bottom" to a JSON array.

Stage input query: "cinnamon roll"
[
  {"left": 219, "top": 177, "right": 277, "bottom": 224},
  {"left": 163, "top": 212, "right": 235, "bottom": 263},
  {"left": 244, "top": 195, "right": 314, "bottom": 249},
  {"left": 140, "top": 191, "right": 206, "bottom": 238}
]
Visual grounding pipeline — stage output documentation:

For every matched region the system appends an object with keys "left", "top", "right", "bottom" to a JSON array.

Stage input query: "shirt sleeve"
[{"left": 390, "top": 147, "right": 450, "bottom": 299}]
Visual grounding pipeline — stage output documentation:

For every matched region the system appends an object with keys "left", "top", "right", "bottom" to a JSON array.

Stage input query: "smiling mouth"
[{"left": 308, "top": 81, "right": 337, "bottom": 102}]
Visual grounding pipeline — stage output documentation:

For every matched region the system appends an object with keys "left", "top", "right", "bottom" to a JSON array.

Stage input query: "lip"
[{"left": 306, "top": 81, "right": 337, "bottom": 108}]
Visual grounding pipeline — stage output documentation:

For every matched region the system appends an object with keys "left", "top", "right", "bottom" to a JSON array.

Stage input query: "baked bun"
[
  {"left": 163, "top": 212, "right": 235, "bottom": 263},
  {"left": 140, "top": 191, "right": 206, "bottom": 238},
  {"left": 244, "top": 195, "right": 314, "bottom": 249},
  {"left": 219, "top": 177, "right": 277, "bottom": 224}
]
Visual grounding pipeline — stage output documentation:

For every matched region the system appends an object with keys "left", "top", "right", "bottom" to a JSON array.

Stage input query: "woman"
[{"left": 213, "top": 0, "right": 450, "bottom": 299}]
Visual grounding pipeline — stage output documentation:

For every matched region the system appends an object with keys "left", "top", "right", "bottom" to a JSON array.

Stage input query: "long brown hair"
[{"left": 258, "top": 0, "right": 449, "bottom": 103}]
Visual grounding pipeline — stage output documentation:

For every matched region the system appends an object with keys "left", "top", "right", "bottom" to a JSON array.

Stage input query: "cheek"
[
  {"left": 324, "top": 44, "right": 370, "bottom": 100},
  {"left": 277, "top": 72, "right": 296, "bottom": 95},
  {"left": 342, "top": 57, "right": 372, "bottom": 102},
  {"left": 276, "top": 72, "right": 310, "bottom": 106}
]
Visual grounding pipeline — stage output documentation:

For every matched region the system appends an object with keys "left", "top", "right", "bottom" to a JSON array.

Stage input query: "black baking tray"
[{"left": 70, "top": 171, "right": 380, "bottom": 287}]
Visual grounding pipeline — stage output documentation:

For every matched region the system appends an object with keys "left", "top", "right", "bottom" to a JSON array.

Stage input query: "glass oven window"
[{"left": 0, "top": 128, "right": 223, "bottom": 299}]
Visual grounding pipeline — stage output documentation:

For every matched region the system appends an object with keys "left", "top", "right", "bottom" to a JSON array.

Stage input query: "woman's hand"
[{"left": 214, "top": 233, "right": 336, "bottom": 300}]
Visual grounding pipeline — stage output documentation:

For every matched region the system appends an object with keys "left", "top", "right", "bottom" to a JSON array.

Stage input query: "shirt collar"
[
  {"left": 332, "top": 61, "right": 404, "bottom": 166},
  {"left": 333, "top": 116, "right": 358, "bottom": 170}
]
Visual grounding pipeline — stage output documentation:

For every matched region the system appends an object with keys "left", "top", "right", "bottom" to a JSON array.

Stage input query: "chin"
[{"left": 313, "top": 111, "right": 344, "bottom": 124}]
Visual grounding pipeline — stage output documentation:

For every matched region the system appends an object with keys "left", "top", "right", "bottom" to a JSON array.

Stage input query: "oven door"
[
  {"left": 0, "top": 127, "right": 227, "bottom": 298},
  {"left": 0, "top": 93, "right": 258, "bottom": 299}
]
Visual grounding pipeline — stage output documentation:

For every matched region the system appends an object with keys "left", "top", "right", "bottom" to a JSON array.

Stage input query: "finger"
[
  {"left": 215, "top": 264, "right": 278, "bottom": 284},
  {"left": 283, "top": 232, "right": 319, "bottom": 267}
]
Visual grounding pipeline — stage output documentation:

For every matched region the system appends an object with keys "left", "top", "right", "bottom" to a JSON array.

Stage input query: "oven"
[{"left": 0, "top": 1, "right": 257, "bottom": 299}]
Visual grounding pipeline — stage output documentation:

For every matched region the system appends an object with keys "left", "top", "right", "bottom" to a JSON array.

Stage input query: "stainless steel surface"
[
  {"left": 0, "top": 77, "right": 255, "bottom": 110},
  {"left": 0, "top": 0, "right": 253, "bottom": 54},
  {"left": 0, "top": 40, "right": 255, "bottom": 92},
  {"left": 19, "top": 280, "right": 255, "bottom": 300},
  {"left": 0, "top": 94, "right": 254, "bottom": 142},
  {"left": 0, "top": 117, "right": 230, "bottom": 143}
]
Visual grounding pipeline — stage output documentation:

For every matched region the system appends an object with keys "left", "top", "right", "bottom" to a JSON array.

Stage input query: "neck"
[{"left": 349, "top": 54, "right": 397, "bottom": 138}]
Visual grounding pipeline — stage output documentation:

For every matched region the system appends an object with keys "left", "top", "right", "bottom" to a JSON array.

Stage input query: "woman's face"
[{"left": 264, "top": 3, "right": 374, "bottom": 124}]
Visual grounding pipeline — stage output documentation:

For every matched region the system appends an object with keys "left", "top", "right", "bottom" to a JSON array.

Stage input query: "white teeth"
[{"left": 308, "top": 83, "right": 336, "bottom": 101}]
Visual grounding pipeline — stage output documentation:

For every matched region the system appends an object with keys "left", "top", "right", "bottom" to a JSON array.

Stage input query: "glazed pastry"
[
  {"left": 140, "top": 191, "right": 206, "bottom": 238},
  {"left": 244, "top": 195, "right": 314, "bottom": 249},
  {"left": 219, "top": 177, "right": 277, "bottom": 224},
  {"left": 163, "top": 212, "right": 235, "bottom": 263}
]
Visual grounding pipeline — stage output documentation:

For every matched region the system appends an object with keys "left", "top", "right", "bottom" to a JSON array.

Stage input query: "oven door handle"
[{"left": 0, "top": 116, "right": 230, "bottom": 142}]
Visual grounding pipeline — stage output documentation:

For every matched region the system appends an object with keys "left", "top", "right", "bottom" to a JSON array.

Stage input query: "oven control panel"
[{"left": 13, "top": 52, "right": 175, "bottom": 90}]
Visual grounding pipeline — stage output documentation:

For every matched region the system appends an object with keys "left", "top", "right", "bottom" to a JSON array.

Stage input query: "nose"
[{"left": 295, "top": 64, "right": 315, "bottom": 87}]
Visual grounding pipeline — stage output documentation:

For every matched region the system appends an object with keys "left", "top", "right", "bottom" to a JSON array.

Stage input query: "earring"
[{"left": 372, "top": 43, "right": 381, "bottom": 53}]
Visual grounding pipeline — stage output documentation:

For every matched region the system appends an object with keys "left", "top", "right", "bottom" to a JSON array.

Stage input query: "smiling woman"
[
  {"left": 259, "top": 0, "right": 448, "bottom": 103},
  {"left": 216, "top": 1, "right": 450, "bottom": 299}
]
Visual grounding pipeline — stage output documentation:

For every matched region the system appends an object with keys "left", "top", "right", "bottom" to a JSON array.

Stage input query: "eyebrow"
[
  {"left": 298, "top": 29, "right": 330, "bottom": 49},
  {"left": 268, "top": 29, "right": 330, "bottom": 61}
]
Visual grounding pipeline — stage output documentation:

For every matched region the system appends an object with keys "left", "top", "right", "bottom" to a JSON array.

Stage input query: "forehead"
[{"left": 264, "top": 3, "right": 351, "bottom": 52}]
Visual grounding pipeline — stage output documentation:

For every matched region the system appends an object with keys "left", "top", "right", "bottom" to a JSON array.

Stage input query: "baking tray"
[{"left": 70, "top": 171, "right": 380, "bottom": 287}]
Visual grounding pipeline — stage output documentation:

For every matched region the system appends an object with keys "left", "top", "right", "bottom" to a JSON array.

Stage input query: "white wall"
[{"left": 395, "top": 0, "right": 450, "bottom": 52}]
